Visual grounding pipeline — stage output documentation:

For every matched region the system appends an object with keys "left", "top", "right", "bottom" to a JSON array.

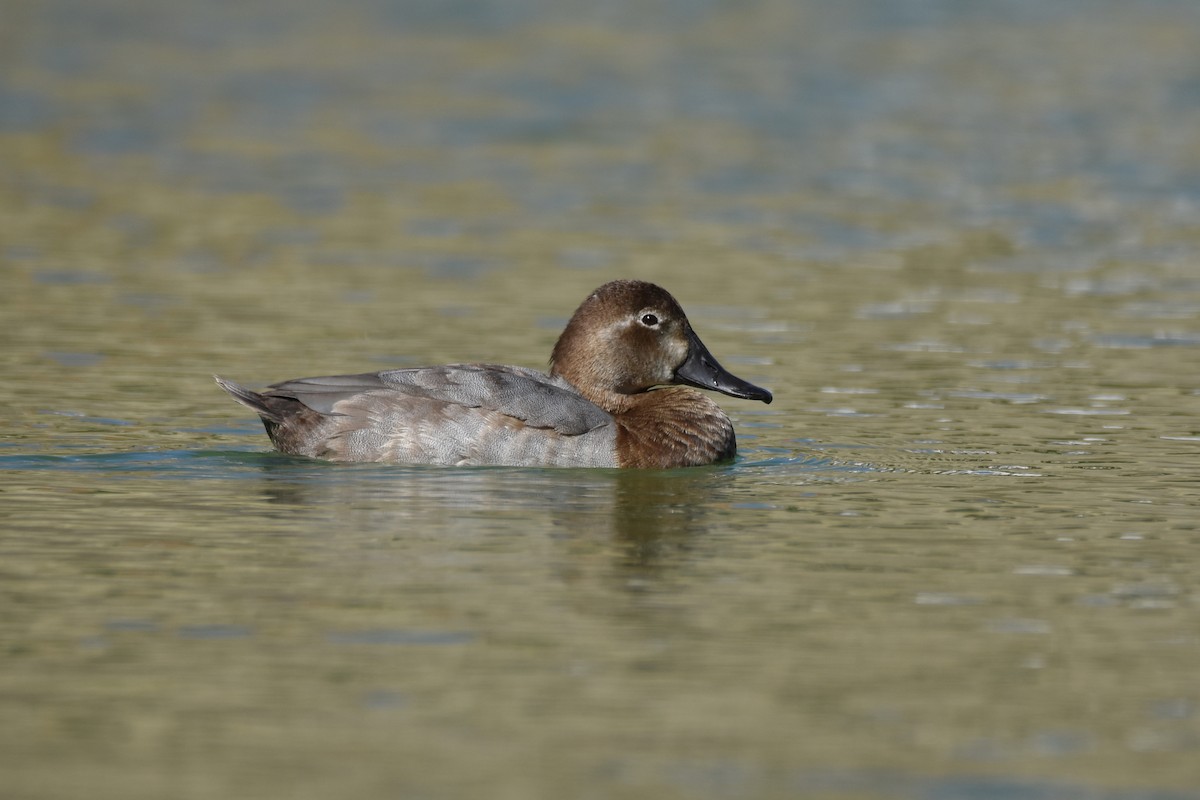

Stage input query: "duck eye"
[{"left": 640, "top": 313, "right": 660, "bottom": 327}]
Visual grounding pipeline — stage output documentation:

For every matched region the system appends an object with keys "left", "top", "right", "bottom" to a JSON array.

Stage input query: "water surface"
[{"left": 3, "top": 1, "right": 1200, "bottom": 798}]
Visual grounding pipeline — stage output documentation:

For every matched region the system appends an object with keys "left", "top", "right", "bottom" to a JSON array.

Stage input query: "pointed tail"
[{"left": 214, "top": 375, "right": 285, "bottom": 423}]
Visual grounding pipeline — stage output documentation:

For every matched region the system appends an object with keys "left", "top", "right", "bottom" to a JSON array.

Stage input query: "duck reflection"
[{"left": 239, "top": 454, "right": 738, "bottom": 572}]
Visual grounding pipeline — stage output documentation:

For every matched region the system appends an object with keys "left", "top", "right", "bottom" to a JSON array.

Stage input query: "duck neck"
[
  {"left": 550, "top": 326, "right": 637, "bottom": 413},
  {"left": 550, "top": 365, "right": 634, "bottom": 414}
]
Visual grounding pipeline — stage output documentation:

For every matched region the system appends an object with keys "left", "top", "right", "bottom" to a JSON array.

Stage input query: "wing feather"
[{"left": 265, "top": 365, "right": 610, "bottom": 436}]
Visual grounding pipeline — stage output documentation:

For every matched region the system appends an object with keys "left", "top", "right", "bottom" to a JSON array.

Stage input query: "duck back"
[{"left": 217, "top": 367, "right": 619, "bottom": 467}]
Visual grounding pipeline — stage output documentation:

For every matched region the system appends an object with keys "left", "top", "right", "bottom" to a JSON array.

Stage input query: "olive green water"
[{"left": 3, "top": 1, "right": 1200, "bottom": 798}]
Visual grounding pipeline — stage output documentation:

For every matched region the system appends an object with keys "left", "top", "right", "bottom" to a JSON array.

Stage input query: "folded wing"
[{"left": 249, "top": 365, "right": 617, "bottom": 466}]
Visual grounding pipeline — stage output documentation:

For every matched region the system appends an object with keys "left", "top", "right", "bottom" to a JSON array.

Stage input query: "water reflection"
[{"left": 239, "top": 455, "right": 740, "bottom": 569}]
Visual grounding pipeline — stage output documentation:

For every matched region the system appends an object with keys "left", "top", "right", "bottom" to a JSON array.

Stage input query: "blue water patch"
[
  {"left": 557, "top": 247, "right": 612, "bottom": 271},
  {"left": 105, "top": 619, "right": 161, "bottom": 633},
  {"left": 668, "top": 764, "right": 1200, "bottom": 800},
  {"left": 417, "top": 254, "right": 499, "bottom": 279},
  {"left": 178, "top": 624, "right": 254, "bottom": 640},
  {"left": 33, "top": 269, "right": 109, "bottom": 285},
  {"left": 73, "top": 125, "right": 164, "bottom": 156},
  {"left": 44, "top": 351, "right": 106, "bottom": 367},
  {"left": 0, "top": 449, "right": 310, "bottom": 477},
  {"left": 326, "top": 629, "right": 476, "bottom": 646},
  {"left": 367, "top": 0, "right": 540, "bottom": 33},
  {"left": 535, "top": 315, "right": 571, "bottom": 331},
  {"left": 278, "top": 183, "right": 343, "bottom": 215},
  {"left": 362, "top": 689, "right": 409, "bottom": 710},
  {"left": 809, "top": 769, "right": 1200, "bottom": 800},
  {"left": 738, "top": 450, "right": 863, "bottom": 472},
  {"left": 1092, "top": 332, "right": 1200, "bottom": 348},
  {"left": 0, "top": 86, "right": 56, "bottom": 132},
  {"left": 4, "top": 244, "right": 40, "bottom": 260}
]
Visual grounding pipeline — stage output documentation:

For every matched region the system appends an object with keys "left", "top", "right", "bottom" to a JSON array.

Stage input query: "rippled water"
[{"left": 3, "top": 1, "right": 1200, "bottom": 798}]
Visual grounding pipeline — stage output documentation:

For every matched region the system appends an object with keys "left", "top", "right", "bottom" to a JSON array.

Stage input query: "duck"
[{"left": 215, "top": 279, "right": 772, "bottom": 468}]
